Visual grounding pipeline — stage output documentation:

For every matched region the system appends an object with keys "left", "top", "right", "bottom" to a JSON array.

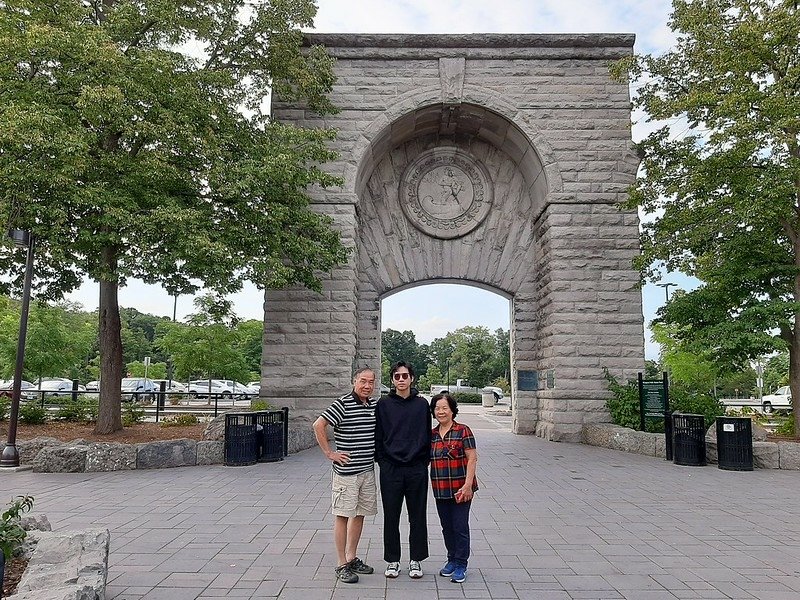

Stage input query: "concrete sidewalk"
[{"left": 2, "top": 406, "right": 799, "bottom": 599}]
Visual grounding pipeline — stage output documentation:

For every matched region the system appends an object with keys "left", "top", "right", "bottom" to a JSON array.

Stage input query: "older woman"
[{"left": 429, "top": 393, "right": 478, "bottom": 584}]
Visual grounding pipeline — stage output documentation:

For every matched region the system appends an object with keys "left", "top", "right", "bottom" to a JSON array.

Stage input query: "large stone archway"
[{"left": 263, "top": 34, "right": 644, "bottom": 449}]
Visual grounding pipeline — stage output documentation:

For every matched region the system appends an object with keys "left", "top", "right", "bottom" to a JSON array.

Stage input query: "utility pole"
[{"left": 656, "top": 282, "right": 677, "bottom": 302}]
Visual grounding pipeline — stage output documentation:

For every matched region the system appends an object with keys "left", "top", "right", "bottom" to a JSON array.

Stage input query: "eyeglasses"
[{"left": 392, "top": 372, "right": 410, "bottom": 380}]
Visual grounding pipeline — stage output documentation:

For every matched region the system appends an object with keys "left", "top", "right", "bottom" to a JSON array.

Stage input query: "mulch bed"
[
  {"left": 2, "top": 556, "right": 27, "bottom": 597},
  {"left": 0, "top": 421, "right": 206, "bottom": 444}
]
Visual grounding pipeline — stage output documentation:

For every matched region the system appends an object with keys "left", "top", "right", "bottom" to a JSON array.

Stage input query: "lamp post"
[
  {"left": 656, "top": 282, "right": 677, "bottom": 302},
  {"left": 1, "top": 229, "right": 35, "bottom": 469}
]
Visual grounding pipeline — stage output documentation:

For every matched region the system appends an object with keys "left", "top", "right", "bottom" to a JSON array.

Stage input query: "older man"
[{"left": 313, "top": 367, "right": 378, "bottom": 584}]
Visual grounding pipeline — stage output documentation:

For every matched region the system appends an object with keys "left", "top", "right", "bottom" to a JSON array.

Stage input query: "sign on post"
[{"left": 638, "top": 372, "right": 672, "bottom": 460}]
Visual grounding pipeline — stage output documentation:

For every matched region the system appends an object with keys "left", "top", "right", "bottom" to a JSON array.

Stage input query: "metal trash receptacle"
[
  {"left": 672, "top": 413, "right": 706, "bottom": 466},
  {"left": 716, "top": 416, "right": 753, "bottom": 471},
  {"left": 254, "top": 410, "right": 285, "bottom": 462},
  {"left": 224, "top": 412, "right": 258, "bottom": 466}
]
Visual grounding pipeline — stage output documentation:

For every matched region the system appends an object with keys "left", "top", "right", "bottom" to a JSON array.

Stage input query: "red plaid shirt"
[{"left": 430, "top": 421, "right": 476, "bottom": 500}]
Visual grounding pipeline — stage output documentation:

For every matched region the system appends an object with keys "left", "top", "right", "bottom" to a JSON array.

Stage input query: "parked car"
[
  {"left": 762, "top": 385, "right": 792, "bottom": 414},
  {"left": 121, "top": 378, "right": 157, "bottom": 402},
  {"left": 0, "top": 379, "right": 38, "bottom": 400},
  {"left": 217, "top": 380, "right": 257, "bottom": 399},
  {"left": 247, "top": 381, "right": 261, "bottom": 389},
  {"left": 85, "top": 380, "right": 100, "bottom": 391},
  {"left": 151, "top": 379, "right": 188, "bottom": 393},
  {"left": 187, "top": 379, "right": 235, "bottom": 399},
  {"left": 37, "top": 378, "right": 86, "bottom": 397}
]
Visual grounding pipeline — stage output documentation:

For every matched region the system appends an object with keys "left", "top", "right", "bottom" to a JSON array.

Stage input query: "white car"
[
  {"left": 762, "top": 386, "right": 792, "bottom": 413},
  {"left": 85, "top": 380, "right": 100, "bottom": 391},
  {"left": 151, "top": 380, "right": 188, "bottom": 393},
  {"left": 187, "top": 380, "right": 235, "bottom": 399},
  {"left": 37, "top": 378, "right": 87, "bottom": 397},
  {"left": 217, "top": 380, "right": 258, "bottom": 399}
]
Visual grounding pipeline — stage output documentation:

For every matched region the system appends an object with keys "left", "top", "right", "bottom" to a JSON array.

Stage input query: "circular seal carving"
[{"left": 399, "top": 148, "right": 493, "bottom": 239}]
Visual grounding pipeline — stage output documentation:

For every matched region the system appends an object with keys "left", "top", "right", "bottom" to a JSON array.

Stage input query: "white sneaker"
[
  {"left": 408, "top": 560, "right": 423, "bottom": 578},
  {"left": 384, "top": 561, "right": 400, "bottom": 578}
]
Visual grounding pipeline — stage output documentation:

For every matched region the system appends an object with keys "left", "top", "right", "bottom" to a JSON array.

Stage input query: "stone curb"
[
  {"left": 582, "top": 423, "right": 799, "bottom": 470},
  {"left": 20, "top": 438, "right": 223, "bottom": 473}
]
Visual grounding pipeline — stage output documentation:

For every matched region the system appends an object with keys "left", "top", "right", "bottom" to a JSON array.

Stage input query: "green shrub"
[
  {"left": 773, "top": 417, "right": 795, "bottom": 437},
  {"left": 1, "top": 495, "right": 34, "bottom": 560},
  {"left": 0, "top": 396, "right": 10, "bottom": 420},
  {"left": 670, "top": 388, "right": 725, "bottom": 430},
  {"left": 19, "top": 402, "right": 47, "bottom": 425},
  {"left": 250, "top": 399, "right": 274, "bottom": 411},
  {"left": 160, "top": 413, "right": 199, "bottom": 427},
  {"left": 602, "top": 368, "right": 664, "bottom": 433},
  {"left": 122, "top": 402, "right": 146, "bottom": 427},
  {"left": 452, "top": 392, "right": 481, "bottom": 404},
  {"left": 56, "top": 396, "right": 99, "bottom": 423}
]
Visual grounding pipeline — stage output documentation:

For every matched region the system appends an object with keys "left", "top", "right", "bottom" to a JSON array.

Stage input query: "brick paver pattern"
[{"left": 2, "top": 406, "right": 799, "bottom": 599}]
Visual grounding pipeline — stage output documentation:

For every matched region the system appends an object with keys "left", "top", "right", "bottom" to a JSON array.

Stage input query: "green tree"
[
  {"left": 0, "top": 0, "right": 346, "bottom": 434},
  {"left": 0, "top": 298, "right": 93, "bottom": 382},
  {"left": 762, "top": 352, "right": 789, "bottom": 394},
  {"left": 381, "top": 330, "right": 428, "bottom": 378},
  {"left": 126, "top": 360, "right": 167, "bottom": 379},
  {"left": 157, "top": 294, "right": 248, "bottom": 385},
  {"left": 612, "top": 0, "right": 800, "bottom": 436},
  {"left": 235, "top": 319, "right": 264, "bottom": 375}
]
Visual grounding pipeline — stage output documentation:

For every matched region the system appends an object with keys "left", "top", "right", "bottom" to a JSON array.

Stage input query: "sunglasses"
[{"left": 392, "top": 373, "right": 410, "bottom": 380}]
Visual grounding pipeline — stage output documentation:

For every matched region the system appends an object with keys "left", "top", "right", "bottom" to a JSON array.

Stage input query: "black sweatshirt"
[{"left": 375, "top": 389, "right": 431, "bottom": 467}]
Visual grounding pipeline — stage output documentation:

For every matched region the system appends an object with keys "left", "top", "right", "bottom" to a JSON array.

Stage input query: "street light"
[
  {"left": 1, "top": 229, "right": 35, "bottom": 469},
  {"left": 656, "top": 282, "right": 677, "bottom": 302}
]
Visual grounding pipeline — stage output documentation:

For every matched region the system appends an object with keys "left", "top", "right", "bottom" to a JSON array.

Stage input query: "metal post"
[
  {"left": 1, "top": 232, "right": 35, "bottom": 469},
  {"left": 71, "top": 378, "right": 79, "bottom": 403},
  {"left": 282, "top": 406, "right": 289, "bottom": 457},
  {"left": 664, "top": 371, "right": 673, "bottom": 461},
  {"left": 638, "top": 372, "right": 645, "bottom": 432}
]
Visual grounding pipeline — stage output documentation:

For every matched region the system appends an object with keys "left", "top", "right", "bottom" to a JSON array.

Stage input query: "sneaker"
[
  {"left": 335, "top": 564, "right": 359, "bottom": 584},
  {"left": 348, "top": 557, "right": 374, "bottom": 574},
  {"left": 408, "top": 560, "right": 423, "bottom": 579},
  {"left": 384, "top": 561, "right": 400, "bottom": 578},
  {"left": 439, "top": 561, "right": 456, "bottom": 577},
  {"left": 450, "top": 565, "right": 467, "bottom": 583}
]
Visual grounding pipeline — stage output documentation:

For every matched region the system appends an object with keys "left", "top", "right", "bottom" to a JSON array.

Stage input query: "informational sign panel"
[
  {"left": 518, "top": 370, "right": 538, "bottom": 391},
  {"left": 641, "top": 380, "right": 667, "bottom": 417}
]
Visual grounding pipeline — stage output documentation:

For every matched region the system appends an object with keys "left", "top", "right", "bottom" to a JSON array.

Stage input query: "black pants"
[
  {"left": 379, "top": 461, "right": 429, "bottom": 562},
  {"left": 436, "top": 498, "right": 471, "bottom": 567}
]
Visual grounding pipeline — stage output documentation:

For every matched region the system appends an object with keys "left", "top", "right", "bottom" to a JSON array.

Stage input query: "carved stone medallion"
[{"left": 399, "top": 148, "right": 493, "bottom": 239}]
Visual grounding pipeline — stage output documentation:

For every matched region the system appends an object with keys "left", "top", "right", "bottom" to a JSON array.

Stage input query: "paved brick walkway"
[{"left": 2, "top": 405, "right": 800, "bottom": 599}]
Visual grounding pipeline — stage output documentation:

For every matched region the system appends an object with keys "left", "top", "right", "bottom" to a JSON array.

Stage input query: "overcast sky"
[{"left": 65, "top": 0, "right": 687, "bottom": 359}]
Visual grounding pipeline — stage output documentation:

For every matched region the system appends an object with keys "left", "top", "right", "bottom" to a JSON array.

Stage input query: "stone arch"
[{"left": 265, "top": 33, "right": 645, "bottom": 449}]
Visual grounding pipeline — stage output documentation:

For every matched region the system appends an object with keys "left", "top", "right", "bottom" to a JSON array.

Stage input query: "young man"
[
  {"left": 313, "top": 367, "right": 378, "bottom": 584},
  {"left": 375, "top": 361, "right": 431, "bottom": 579}
]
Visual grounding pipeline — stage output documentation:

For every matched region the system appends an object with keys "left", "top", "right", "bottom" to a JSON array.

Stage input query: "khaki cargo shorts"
[{"left": 331, "top": 469, "right": 377, "bottom": 518}]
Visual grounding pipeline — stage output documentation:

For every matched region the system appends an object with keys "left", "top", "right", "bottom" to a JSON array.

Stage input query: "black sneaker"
[
  {"left": 335, "top": 564, "right": 359, "bottom": 583},
  {"left": 348, "top": 557, "right": 374, "bottom": 574}
]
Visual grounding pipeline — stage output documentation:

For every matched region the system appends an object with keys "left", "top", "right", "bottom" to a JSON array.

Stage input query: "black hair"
[
  {"left": 389, "top": 361, "right": 415, "bottom": 380},
  {"left": 430, "top": 392, "right": 458, "bottom": 417}
]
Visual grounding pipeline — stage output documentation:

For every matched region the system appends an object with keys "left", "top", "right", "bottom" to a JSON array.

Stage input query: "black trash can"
[
  {"left": 224, "top": 412, "right": 258, "bottom": 466},
  {"left": 716, "top": 416, "right": 753, "bottom": 471},
  {"left": 672, "top": 413, "right": 706, "bottom": 466},
  {"left": 254, "top": 410, "right": 285, "bottom": 462}
]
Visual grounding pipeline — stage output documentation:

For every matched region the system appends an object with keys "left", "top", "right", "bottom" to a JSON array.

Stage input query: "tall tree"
[
  {"left": 381, "top": 329, "right": 428, "bottom": 378},
  {"left": 0, "top": 0, "right": 348, "bottom": 433},
  {"left": 612, "top": 0, "right": 800, "bottom": 435}
]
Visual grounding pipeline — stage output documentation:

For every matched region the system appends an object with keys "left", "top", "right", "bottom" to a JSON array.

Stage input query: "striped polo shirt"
[{"left": 320, "top": 391, "right": 376, "bottom": 476}]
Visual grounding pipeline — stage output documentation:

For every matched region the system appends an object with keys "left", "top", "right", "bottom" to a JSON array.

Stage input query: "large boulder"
[
  {"left": 17, "top": 437, "right": 63, "bottom": 464},
  {"left": 32, "top": 445, "right": 88, "bottom": 473},
  {"left": 778, "top": 441, "right": 800, "bottom": 470},
  {"left": 753, "top": 441, "right": 780, "bottom": 469},
  {"left": 136, "top": 439, "right": 197, "bottom": 469},
  {"left": 197, "top": 440, "right": 224, "bottom": 465},
  {"left": 202, "top": 413, "right": 227, "bottom": 441},
  {"left": 85, "top": 442, "right": 137, "bottom": 472}
]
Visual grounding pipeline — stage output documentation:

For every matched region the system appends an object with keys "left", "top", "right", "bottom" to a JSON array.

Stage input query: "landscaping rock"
[
  {"left": 196, "top": 440, "right": 224, "bottom": 465},
  {"left": 753, "top": 441, "right": 780, "bottom": 469},
  {"left": 32, "top": 445, "right": 88, "bottom": 473},
  {"left": 202, "top": 413, "right": 228, "bottom": 441},
  {"left": 610, "top": 428, "right": 656, "bottom": 456},
  {"left": 17, "top": 437, "right": 63, "bottom": 464},
  {"left": 15, "top": 529, "right": 109, "bottom": 600},
  {"left": 85, "top": 442, "right": 137, "bottom": 472},
  {"left": 136, "top": 438, "right": 197, "bottom": 469},
  {"left": 582, "top": 423, "right": 620, "bottom": 447},
  {"left": 705, "top": 438, "right": 718, "bottom": 464},
  {"left": 777, "top": 441, "right": 800, "bottom": 470},
  {"left": 20, "top": 513, "right": 52, "bottom": 532}
]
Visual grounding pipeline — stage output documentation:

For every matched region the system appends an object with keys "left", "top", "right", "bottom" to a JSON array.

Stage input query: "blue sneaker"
[
  {"left": 439, "top": 561, "right": 456, "bottom": 577},
  {"left": 450, "top": 565, "right": 467, "bottom": 583}
]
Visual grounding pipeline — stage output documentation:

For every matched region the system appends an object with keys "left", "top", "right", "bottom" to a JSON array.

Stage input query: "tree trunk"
[{"left": 94, "top": 248, "right": 123, "bottom": 434}]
